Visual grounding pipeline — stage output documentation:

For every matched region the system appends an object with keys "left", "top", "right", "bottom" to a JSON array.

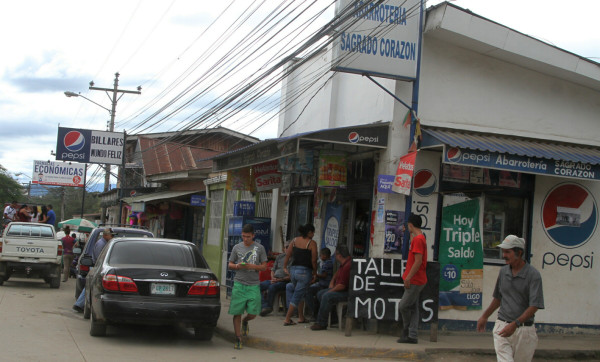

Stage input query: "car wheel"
[
  {"left": 49, "top": 273, "right": 61, "bottom": 289},
  {"left": 194, "top": 327, "right": 214, "bottom": 341},
  {"left": 89, "top": 305, "right": 106, "bottom": 337},
  {"left": 83, "top": 294, "right": 91, "bottom": 320}
]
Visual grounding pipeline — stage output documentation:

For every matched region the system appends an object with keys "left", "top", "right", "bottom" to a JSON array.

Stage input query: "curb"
[
  {"left": 216, "top": 326, "right": 600, "bottom": 360},
  {"left": 215, "top": 326, "right": 426, "bottom": 360}
]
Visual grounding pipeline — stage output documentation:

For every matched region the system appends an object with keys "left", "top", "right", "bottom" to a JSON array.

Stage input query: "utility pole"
[{"left": 89, "top": 72, "right": 141, "bottom": 224}]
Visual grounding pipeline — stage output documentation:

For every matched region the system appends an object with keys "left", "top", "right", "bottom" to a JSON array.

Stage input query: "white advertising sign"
[
  {"left": 32, "top": 160, "right": 85, "bottom": 187},
  {"left": 332, "top": 0, "right": 422, "bottom": 80},
  {"left": 89, "top": 130, "right": 124, "bottom": 164}
]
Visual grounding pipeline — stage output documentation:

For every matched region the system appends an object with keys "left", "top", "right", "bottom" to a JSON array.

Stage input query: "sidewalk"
[{"left": 215, "top": 293, "right": 599, "bottom": 360}]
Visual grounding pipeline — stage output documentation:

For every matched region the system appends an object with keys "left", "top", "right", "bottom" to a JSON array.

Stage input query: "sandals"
[
  {"left": 297, "top": 319, "right": 310, "bottom": 324},
  {"left": 283, "top": 320, "right": 297, "bottom": 326}
]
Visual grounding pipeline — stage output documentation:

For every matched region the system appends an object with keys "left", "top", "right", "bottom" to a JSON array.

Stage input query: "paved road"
[
  {"left": 0, "top": 277, "right": 583, "bottom": 362},
  {"left": 0, "top": 277, "right": 401, "bottom": 361}
]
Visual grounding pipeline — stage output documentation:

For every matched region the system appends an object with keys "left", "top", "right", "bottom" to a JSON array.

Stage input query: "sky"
[{"left": 1, "top": 0, "right": 599, "bottom": 190}]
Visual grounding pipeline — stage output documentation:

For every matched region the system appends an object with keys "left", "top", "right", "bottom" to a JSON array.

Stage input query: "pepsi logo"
[
  {"left": 446, "top": 147, "right": 461, "bottom": 162},
  {"left": 348, "top": 132, "right": 359, "bottom": 143},
  {"left": 413, "top": 169, "right": 437, "bottom": 197},
  {"left": 64, "top": 131, "right": 85, "bottom": 152},
  {"left": 542, "top": 183, "right": 597, "bottom": 249}
]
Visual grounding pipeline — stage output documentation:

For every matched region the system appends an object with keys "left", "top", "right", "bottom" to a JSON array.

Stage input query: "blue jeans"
[
  {"left": 305, "top": 282, "right": 327, "bottom": 317},
  {"left": 286, "top": 266, "right": 312, "bottom": 308},
  {"left": 75, "top": 286, "right": 86, "bottom": 308},
  {"left": 315, "top": 288, "right": 348, "bottom": 327},
  {"left": 260, "top": 279, "right": 288, "bottom": 309}
]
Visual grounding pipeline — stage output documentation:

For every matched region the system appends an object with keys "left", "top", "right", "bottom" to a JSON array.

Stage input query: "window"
[
  {"left": 109, "top": 241, "right": 209, "bottom": 268},
  {"left": 483, "top": 195, "right": 527, "bottom": 262},
  {"left": 440, "top": 164, "right": 533, "bottom": 264}
]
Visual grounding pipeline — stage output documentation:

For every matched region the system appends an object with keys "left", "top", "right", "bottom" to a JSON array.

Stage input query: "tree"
[{"left": 0, "top": 165, "right": 24, "bottom": 203}]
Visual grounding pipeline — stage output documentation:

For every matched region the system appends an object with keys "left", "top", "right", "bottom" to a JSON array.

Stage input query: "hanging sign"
[
  {"left": 318, "top": 152, "right": 347, "bottom": 188},
  {"left": 227, "top": 167, "right": 254, "bottom": 191},
  {"left": 32, "top": 160, "right": 85, "bottom": 187},
  {"left": 55, "top": 127, "right": 124, "bottom": 165},
  {"left": 332, "top": 0, "right": 422, "bottom": 80},
  {"left": 438, "top": 198, "right": 484, "bottom": 310},
  {"left": 392, "top": 151, "right": 417, "bottom": 195},
  {"left": 253, "top": 160, "right": 282, "bottom": 191}
]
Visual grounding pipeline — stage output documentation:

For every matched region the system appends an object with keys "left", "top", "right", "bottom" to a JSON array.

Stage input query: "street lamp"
[{"left": 64, "top": 91, "right": 112, "bottom": 115}]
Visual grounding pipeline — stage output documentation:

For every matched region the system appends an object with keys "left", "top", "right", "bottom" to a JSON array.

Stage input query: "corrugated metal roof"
[
  {"left": 121, "top": 190, "right": 196, "bottom": 204},
  {"left": 423, "top": 128, "right": 600, "bottom": 165}
]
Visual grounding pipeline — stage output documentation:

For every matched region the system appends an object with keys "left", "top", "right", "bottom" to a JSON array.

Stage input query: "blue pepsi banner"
[
  {"left": 444, "top": 146, "right": 600, "bottom": 181},
  {"left": 56, "top": 127, "right": 124, "bottom": 165}
]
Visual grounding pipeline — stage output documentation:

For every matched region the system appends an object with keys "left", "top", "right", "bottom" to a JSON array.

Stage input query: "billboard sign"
[
  {"left": 32, "top": 160, "right": 85, "bottom": 187},
  {"left": 332, "top": 0, "right": 422, "bottom": 80},
  {"left": 56, "top": 127, "right": 124, "bottom": 165}
]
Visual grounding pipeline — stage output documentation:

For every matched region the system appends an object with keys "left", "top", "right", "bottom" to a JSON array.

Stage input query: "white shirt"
[{"left": 3, "top": 205, "right": 16, "bottom": 220}]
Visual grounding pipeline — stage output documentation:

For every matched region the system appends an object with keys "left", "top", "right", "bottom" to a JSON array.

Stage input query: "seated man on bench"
[{"left": 310, "top": 244, "right": 352, "bottom": 331}]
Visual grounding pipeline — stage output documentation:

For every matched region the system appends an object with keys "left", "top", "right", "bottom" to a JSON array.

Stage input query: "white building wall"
[
  {"left": 531, "top": 177, "right": 600, "bottom": 326},
  {"left": 278, "top": 47, "right": 397, "bottom": 137},
  {"left": 418, "top": 37, "right": 600, "bottom": 146}
]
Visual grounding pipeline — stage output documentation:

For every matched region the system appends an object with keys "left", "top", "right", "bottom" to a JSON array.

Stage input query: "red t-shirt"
[
  {"left": 403, "top": 234, "right": 427, "bottom": 285},
  {"left": 61, "top": 236, "right": 76, "bottom": 255},
  {"left": 334, "top": 257, "right": 352, "bottom": 290}
]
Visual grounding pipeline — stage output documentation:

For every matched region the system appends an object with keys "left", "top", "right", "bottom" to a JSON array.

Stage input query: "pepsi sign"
[
  {"left": 413, "top": 169, "right": 437, "bottom": 197},
  {"left": 444, "top": 146, "right": 600, "bottom": 181},
  {"left": 541, "top": 183, "right": 598, "bottom": 249},
  {"left": 56, "top": 127, "right": 124, "bottom": 165},
  {"left": 64, "top": 131, "right": 86, "bottom": 152}
]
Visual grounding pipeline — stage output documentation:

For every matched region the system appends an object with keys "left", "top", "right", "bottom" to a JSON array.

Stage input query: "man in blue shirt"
[
  {"left": 73, "top": 228, "right": 115, "bottom": 313},
  {"left": 46, "top": 204, "right": 56, "bottom": 226},
  {"left": 304, "top": 247, "right": 333, "bottom": 318}
]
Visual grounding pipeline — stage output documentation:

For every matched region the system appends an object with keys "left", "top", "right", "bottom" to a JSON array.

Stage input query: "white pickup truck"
[{"left": 0, "top": 222, "right": 63, "bottom": 288}]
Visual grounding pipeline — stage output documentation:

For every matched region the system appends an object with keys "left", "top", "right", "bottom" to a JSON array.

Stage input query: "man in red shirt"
[
  {"left": 398, "top": 213, "right": 428, "bottom": 344},
  {"left": 310, "top": 244, "right": 352, "bottom": 331}
]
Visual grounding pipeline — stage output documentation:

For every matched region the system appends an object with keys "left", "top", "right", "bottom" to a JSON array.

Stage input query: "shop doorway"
[
  {"left": 342, "top": 199, "right": 371, "bottom": 258},
  {"left": 286, "top": 194, "right": 313, "bottom": 242}
]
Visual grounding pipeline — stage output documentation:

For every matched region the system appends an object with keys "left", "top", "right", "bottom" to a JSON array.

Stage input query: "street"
[
  {"left": 0, "top": 277, "right": 586, "bottom": 362},
  {"left": 0, "top": 277, "right": 397, "bottom": 362}
]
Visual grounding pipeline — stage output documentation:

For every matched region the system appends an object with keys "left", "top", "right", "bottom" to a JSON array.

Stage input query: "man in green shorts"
[{"left": 228, "top": 224, "right": 267, "bottom": 349}]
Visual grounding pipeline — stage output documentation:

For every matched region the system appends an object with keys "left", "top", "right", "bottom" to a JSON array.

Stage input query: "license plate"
[{"left": 150, "top": 283, "right": 175, "bottom": 295}]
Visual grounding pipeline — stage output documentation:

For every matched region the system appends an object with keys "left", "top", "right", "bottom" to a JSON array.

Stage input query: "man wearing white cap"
[{"left": 476, "top": 235, "right": 544, "bottom": 362}]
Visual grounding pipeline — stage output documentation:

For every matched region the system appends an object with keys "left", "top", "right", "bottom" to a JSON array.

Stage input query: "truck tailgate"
[{"left": 3, "top": 237, "right": 59, "bottom": 260}]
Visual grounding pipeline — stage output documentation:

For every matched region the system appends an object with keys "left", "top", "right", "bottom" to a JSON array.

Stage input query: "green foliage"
[{"left": 0, "top": 165, "right": 24, "bottom": 203}]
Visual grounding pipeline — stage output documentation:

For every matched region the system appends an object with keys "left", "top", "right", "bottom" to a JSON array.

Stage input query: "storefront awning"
[
  {"left": 211, "top": 122, "right": 390, "bottom": 172},
  {"left": 422, "top": 128, "right": 600, "bottom": 181},
  {"left": 121, "top": 190, "right": 197, "bottom": 204}
]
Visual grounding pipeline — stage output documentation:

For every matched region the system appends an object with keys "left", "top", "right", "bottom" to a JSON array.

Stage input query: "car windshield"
[{"left": 108, "top": 241, "right": 209, "bottom": 268}]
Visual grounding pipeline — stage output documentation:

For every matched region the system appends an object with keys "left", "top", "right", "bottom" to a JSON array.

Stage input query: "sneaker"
[
  {"left": 397, "top": 336, "right": 418, "bottom": 344},
  {"left": 241, "top": 320, "right": 249, "bottom": 337},
  {"left": 260, "top": 308, "right": 273, "bottom": 317},
  {"left": 72, "top": 305, "right": 83, "bottom": 313},
  {"left": 234, "top": 337, "right": 243, "bottom": 349}
]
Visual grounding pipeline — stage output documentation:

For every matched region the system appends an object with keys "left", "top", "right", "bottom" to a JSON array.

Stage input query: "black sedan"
[{"left": 81, "top": 238, "right": 220, "bottom": 339}]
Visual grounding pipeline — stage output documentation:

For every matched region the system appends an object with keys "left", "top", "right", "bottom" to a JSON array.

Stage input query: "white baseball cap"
[{"left": 498, "top": 235, "right": 525, "bottom": 250}]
